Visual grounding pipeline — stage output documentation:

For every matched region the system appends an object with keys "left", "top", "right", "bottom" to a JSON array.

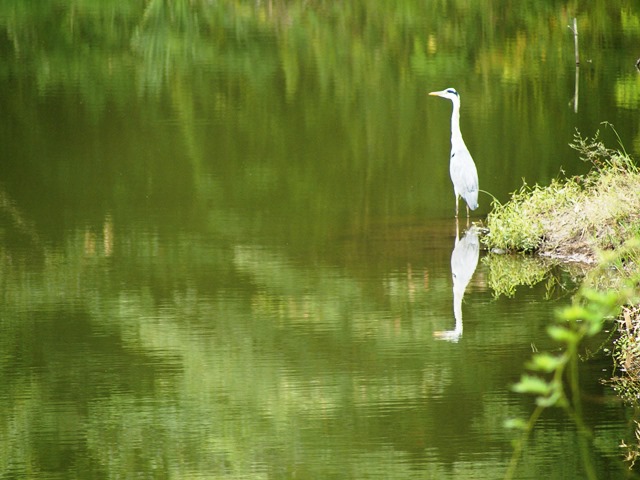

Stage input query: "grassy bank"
[
  {"left": 483, "top": 129, "right": 640, "bottom": 473},
  {"left": 483, "top": 129, "right": 640, "bottom": 267}
]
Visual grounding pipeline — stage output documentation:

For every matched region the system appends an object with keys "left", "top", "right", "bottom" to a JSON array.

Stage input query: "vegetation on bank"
[
  {"left": 483, "top": 128, "right": 640, "bottom": 265},
  {"left": 481, "top": 127, "right": 640, "bottom": 302},
  {"left": 483, "top": 129, "right": 640, "bottom": 475}
]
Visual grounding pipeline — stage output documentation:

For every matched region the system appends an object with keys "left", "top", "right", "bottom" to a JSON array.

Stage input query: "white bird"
[{"left": 429, "top": 88, "right": 479, "bottom": 219}]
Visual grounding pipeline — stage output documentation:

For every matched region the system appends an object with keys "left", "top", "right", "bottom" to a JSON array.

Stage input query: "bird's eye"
[{"left": 447, "top": 89, "right": 458, "bottom": 96}]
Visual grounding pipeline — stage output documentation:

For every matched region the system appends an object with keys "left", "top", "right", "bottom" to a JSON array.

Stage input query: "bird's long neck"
[{"left": 450, "top": 100, "right": 465, "bottom": 148}]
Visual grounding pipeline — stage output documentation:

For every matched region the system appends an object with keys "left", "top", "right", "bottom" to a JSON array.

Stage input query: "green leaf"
[
  {"left": 547, "top": 325, "right": 578, "bottom": 343},
  {"left": 557, "top": 305, "right": 588, "bottom": 322},
  {"left": 535, "top": 390, "right": 564, "bottom": 408},
  {"left": 585, "top": 316, "right": 604, "bottom": 336},
  {"left": 526, "top": 353, "right": 565, "bottom": 373},
  {"left": 581, "top": 289, "right": 618, "bottom": 308},
  {"left": 512, "top": 375, "right": 552, "bottom": 395},
  {"left": 504, "top": 418, "right": 528, "bottom": 430}
]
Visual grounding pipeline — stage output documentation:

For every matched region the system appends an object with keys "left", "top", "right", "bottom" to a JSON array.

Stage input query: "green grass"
[
  {"left": 483, "top": 129, "right": 640, "bottom": 264},
  {"left": 484, "top": 179, "right": 580, "bottom": 253}
]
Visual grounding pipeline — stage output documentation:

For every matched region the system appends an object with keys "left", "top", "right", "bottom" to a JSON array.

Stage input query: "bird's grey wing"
[{"left": 450, "top": 148, "right": 479, "bottom": 209}]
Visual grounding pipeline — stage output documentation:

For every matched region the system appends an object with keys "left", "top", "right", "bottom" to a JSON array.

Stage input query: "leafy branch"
[{"left": 504, "top": 284, "right": 629, "bottom": 480}]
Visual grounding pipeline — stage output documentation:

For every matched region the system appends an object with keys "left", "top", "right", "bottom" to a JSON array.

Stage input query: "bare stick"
[
  {"left": 567, "top": 18, "right": 580, "bottom": 111},
  {"left": 573, "top": 65, "right": 579, "bottom": 113},
  {"left": 568, "top": 17, "right": 579, "bottom": 65}
]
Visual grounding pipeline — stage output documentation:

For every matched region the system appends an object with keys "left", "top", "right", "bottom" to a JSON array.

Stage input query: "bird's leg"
[
  {"left": 466, "top": 204, "right": 470, "bottom": 226},
  {"left": 455, "top": 196, "right": 459, "bottom": 219}
]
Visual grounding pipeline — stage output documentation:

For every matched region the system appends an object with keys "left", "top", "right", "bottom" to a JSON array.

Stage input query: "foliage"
[
  {"left": 609, "top": 300, "right": 640, "bottom": 469},
  {"left": 504, "top": 235, "right": 640, "bottom": 479},
  {"left": 496, "top": 128, "right": 640, "bottom": 474},
  {"left": 483, "top": 128, "right": 640, "bottom": 263},
  {"left": 505, "top": 287, "right": 627, "bottom": 480},
  {"left": 620, "top": 419, "right": 640, "bottom": 470},
  {"left": 483, "top": 179, "right": 581, "bottom": 253},
  {"left": 609, "top": 304, "right": 640, "bottom": 403}
]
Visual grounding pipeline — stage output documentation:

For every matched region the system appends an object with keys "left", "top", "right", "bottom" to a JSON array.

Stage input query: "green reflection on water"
[{"left": 0, "top": 1, "right": 638, "bottom": 479}]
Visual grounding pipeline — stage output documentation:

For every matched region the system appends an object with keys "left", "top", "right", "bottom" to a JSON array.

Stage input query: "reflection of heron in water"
[{"left": 434, "top": 225, "right": 479, "bottom": 342}]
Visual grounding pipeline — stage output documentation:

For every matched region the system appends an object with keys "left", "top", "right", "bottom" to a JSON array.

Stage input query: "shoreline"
[
  {"left": 481, "top": 131, "right": 640, "bottom": 273},
  {"left": 480, "top": 130, "right": 640, "bottom": 464}
]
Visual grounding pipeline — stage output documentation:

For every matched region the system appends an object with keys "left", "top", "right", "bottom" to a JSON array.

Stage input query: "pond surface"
[{"left": 1, "top": 2, "right": 640, "bottom": 479}]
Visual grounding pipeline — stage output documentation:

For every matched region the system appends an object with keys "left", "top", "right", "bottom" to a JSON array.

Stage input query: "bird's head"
[{"left": 429, "top": 88, "right": 460, "bottom": 102}]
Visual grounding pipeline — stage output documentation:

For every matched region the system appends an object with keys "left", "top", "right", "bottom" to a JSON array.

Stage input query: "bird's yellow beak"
[{"left": 428, "top": 91, "right": 438, "bottom": 96}]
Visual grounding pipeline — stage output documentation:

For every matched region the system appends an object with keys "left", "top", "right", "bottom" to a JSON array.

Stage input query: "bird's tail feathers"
[{"left": 463, "top": 192, "right": 479, "bottom": 211}]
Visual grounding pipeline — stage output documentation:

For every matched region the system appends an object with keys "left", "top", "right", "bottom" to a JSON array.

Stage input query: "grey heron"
[{"left": 429, "top": 88, "right": 479, "bottom": 219}]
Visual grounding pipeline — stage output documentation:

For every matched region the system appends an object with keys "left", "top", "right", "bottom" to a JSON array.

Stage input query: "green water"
[{"left": 1, "top": 2, "right": 639, "bottom": 479}]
